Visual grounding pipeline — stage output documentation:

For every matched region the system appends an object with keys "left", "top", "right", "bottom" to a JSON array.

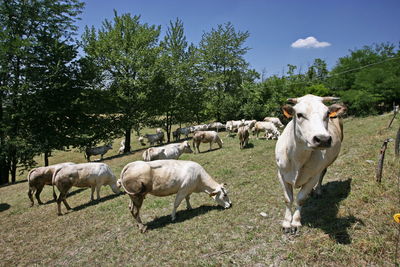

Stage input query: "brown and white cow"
[
  {"left": 27, "top": 162, "right": 75, "bottom": 206},
  {"left": 52, "top": 163, "right": 120, "bottom": 215},
  {"left": 275, "top": 94, "right": 346, "bottom": 233},
  {"left": 118, "top": 160, "right": 231, "bottom": 232},
  {"left": 192, "top": 131, "right": 223, "bottom": 153},
  {"left": 238, "top": 125, "right": 250, "bottom": 149}
]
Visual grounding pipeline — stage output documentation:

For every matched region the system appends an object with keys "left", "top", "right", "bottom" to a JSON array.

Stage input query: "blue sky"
[{"left": 76, "top": 0, "right": 400, "bottom": 76}]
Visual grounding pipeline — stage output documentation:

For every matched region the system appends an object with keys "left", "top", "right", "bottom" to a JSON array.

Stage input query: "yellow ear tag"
[
  {"left": 394, "top": 213, "right": 400, "bottom": 224},
  {"left": 283, "top": 110, "right": 292, "bottom": 118},
  {"left": 329, "top": 111, "right": 337, "bottom": 118}
]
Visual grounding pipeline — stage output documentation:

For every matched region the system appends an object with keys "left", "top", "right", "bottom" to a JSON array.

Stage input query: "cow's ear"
[
  {"left": 328, "top": 104, "right": 347, "bottom": 118},
  {"left": 282, "top": 105, "right": 294, "bottom": 118},
  {"left": 209, "top": 191, "right": 218, "bottom": 197}
]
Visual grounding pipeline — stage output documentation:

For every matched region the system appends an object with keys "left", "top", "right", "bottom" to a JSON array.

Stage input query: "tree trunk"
[
  {"left": 44, "top": 151, "right": 50, "bottom": 166},
  {"left": 10, "top": 155, "right": 17, "bottom": 184},
  {"left": 0, "top": 158, "right": 9, "bottom": 185},
  {"left": 124, "top": 127, "right": 131, "bottom": 153}
]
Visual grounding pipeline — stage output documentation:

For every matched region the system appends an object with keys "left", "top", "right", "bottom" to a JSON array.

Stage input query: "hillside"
[{"left": 0, "top": 114, "right": 399, "bottom": 266}]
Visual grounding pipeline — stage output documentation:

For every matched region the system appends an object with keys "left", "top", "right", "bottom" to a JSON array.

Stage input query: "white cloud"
[{"left": 291, "top": 36, "right": 331, "bottom": 48}]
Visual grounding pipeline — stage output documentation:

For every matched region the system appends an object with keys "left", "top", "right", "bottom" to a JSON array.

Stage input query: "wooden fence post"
[
  {"left": 376, "top": 138, "right": 392, "bottom": 183},
  {"left": 395, "top": 127, "right": 400, "bottom": 157}
]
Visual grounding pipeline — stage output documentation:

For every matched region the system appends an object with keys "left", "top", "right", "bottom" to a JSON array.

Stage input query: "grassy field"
[{"left": 0, "top": 114, "right": 399, "bottom": 266}]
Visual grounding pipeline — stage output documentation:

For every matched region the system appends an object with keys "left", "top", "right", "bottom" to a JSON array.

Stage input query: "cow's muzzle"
[{"left": 312, "top": 135, "right": 332, "bottom": 148}]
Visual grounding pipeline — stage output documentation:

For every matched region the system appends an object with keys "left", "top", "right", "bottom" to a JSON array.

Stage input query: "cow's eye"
[{"left": 297, "top": 113, "right": 304, "bottom": 119}]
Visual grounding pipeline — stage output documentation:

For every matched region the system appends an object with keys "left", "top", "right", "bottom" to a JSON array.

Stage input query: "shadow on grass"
[
  {"left": 196, "top": 147, "right": 222, "bottom": 154},
  {"left": 302, "top": 178, "right": 363, "bottom": 244},
  {"left": 71, "top": 192, "right": 124, "bottom": 212},
  {"left": 0, "top": 203, "right": 11, "bottom": 212},
  {"left": 243, "top": 143, "right": 254, "bottom": 149},
  {"left": 0, "top": 179, "right": 28, "bottom": 188},
  {"left": 146, "top": 205, "right": 223, "bottom": 231},
  {"left": 43, "top": 188, "right": 89, "bottom": 205}
]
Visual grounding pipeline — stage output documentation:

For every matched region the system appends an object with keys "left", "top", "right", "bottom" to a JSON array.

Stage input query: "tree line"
[{"left": 0, "top": 0, "right": 399, "bottom": 184}]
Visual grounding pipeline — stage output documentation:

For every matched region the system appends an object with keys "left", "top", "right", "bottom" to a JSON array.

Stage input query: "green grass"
[{"left": 0, "top": 114, "right": 399, "bottom": 266}]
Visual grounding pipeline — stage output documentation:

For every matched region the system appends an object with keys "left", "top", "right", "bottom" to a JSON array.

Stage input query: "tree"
[
  {"left": 198, "top": 22, "right": 252, "bottom": 122},
  {"left": 82, "top": 11, "right": 160, "bottom": 152},
  {"left": 0, "top": 0, "right": 84, "bottom": 184},
  {"left": 150, "top": 18, "right": 200, "bottom": 142}
]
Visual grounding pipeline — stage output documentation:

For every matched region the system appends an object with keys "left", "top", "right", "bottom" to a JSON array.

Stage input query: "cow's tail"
[
  {"left": 51, "top": 167, "right": 63, "bottom": 201},
  {"left": 27, "top": 169, "right": 36, "bottom": 205}
]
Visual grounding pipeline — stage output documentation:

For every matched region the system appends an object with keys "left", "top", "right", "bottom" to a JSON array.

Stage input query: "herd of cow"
[{"left": 26, "top": 94, "right": 346, "bottom": 234}]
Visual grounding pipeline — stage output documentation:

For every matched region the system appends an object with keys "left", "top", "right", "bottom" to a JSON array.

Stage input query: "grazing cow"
[
  {"left": 252, "top": 121, "right": 280, "bottom": 139},
  {"left": 85, "top": 144, "right": 112, "bottom": 162},
  {"left": 190, "top": 124, "right": 209, "bottom": 132},
  {"left": 142, "top": 141, "right": 193, "bottom": 161},
  {"left": 52, "top": 163, "right": 120, "bottom": 215},
  {"left": 173, "top": 127, "right": 191, "bottom": 141},
  {"left": 118, "top": 160, "right": 232, "bottom": 232},
  {"left": 27, "top": 162, "right": 75, "bottom": 206},
  {"left": 118, "top": 140, "right": 125, "bottom": 154},
  {"left": 264, "top": 117, "right": 284, "bottom": 128},
  {"left": 144, "top": 132, "right": 164, "bottom": 146},
  {"left": 192, "top": 131, "right": 223, "bottom": 153},
  {"left": 208, "top": 122, "right": 225, "bottom": 132},
  {"left": 226, "top": 120, "right": 245, "bottom": 136},
  {"left": 244, "top": 120, "right": 257, "bottom": 129},
  {"left": 275, "top": 94, "right": 346, "bottom": 233},
  {"left": 238, "top": 125, "right": 250, "bottom": 149}
]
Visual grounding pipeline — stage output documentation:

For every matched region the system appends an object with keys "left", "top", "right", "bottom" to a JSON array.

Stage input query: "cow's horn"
[
  {"left": 322, "top": 96, "right": 340, "bottom": 102},
  {"left": 287, "top": 98, "right": 298, "bottom": 104}
]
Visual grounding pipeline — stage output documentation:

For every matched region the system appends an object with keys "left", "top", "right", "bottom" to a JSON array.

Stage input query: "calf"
[
  {"left": 85, "top": 144, "right": 112, "bottom": 162},
  {"left": 118, "top": 160, "right": 231, "bottom": 232},
  {"left": 238, "top": 125, "right": 250, "bottom": 149},
  {"left": 192, "top": 131, "right": 223, "bottom": 153},
  {"left": 27, "top": 162, "right": 74, "bottom": 206},
  {"left": 142, "top": 141, "right": 193, "bottom": 161},
  {"left": 275, "top": 94, "right": 346, "bottom": 233},
  {"left": 52, "top": 163, "right": 120, "bottom": 215}
]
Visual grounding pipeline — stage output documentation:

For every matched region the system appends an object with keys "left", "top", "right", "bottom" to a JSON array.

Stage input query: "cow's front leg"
[
  {"left": 171, "top": 191, "right": 187, "bottom": 221},
  {"left": 90, "top": 186, "right": 95, "bottom": 201},
  {"left": 278, "top": 172, "right": 293, "bottom": 233},
  {"left": 96, "top": 184, "right": 101, "bottom": 200},
  {"left": 292, "top": 175, "right": 320, "bottom": 232}
]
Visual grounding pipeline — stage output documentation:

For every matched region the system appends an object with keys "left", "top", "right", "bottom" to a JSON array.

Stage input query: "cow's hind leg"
[
  {"left": 278, "top": 172, "right": 294, "bottom": 233},
  {"left": 185, "top": 194, "right": 192, "bottom": 210},
  {"left": 129, "top": 195, "right": 146, "bottom": 232},
  {"left": 35, "top": 184, "right": 45, "bottom": 205},
  {"left": 57, "top": 190, "right": 71, "bottom": 215},
  {"left": 28, "top": 187, "right": 35, "bottom": 207},
  {"left": 312, "top": 168, "right": 327, "bottom": 198}
]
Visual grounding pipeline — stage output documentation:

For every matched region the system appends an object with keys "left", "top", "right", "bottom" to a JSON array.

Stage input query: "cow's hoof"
[
  {"left": 282, "top": 227, "right": 291, "bottom": 234},
  {"left": 57, "top": 213, "right": 63, "bottom": 216},
  {"left": 139, "top": 225, "right": 147, "bottom": 233}
]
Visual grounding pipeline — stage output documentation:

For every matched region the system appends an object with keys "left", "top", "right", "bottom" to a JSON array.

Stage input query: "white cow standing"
[{"left": 275, "top": 94, "right": 346, "bottom": 233}]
